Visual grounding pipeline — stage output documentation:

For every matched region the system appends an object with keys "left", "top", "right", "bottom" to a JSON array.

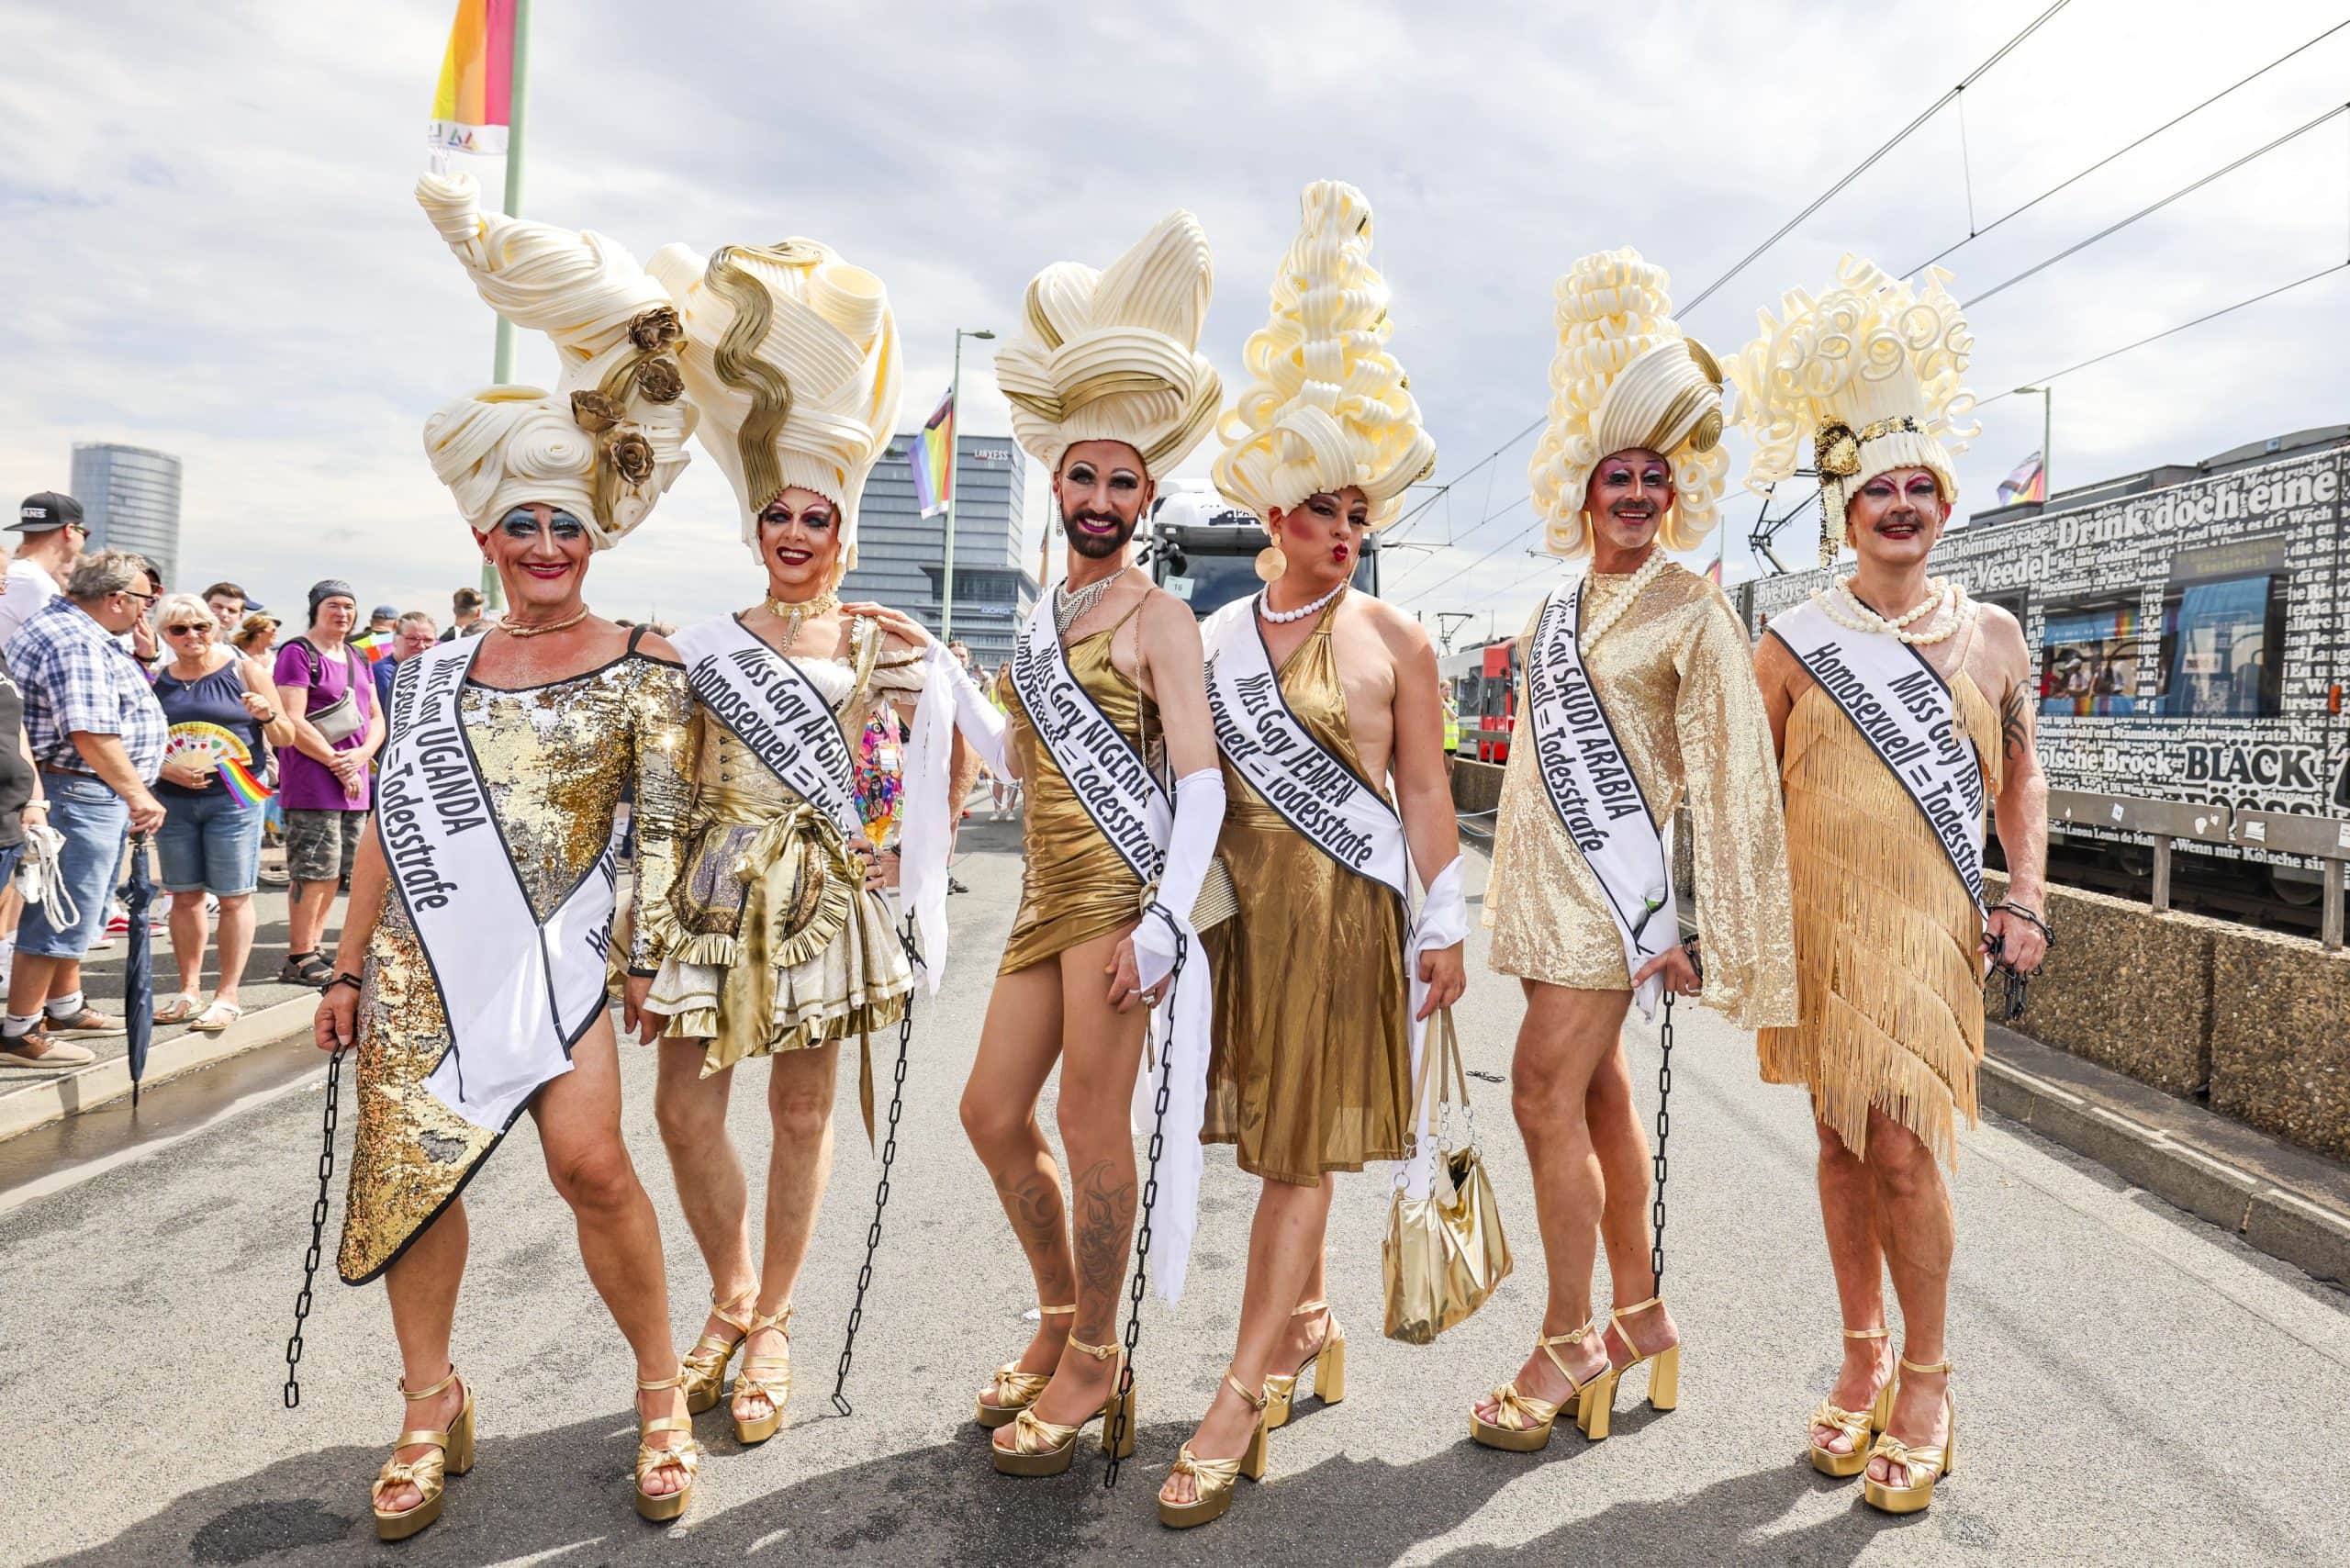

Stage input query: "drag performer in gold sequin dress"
[
  {"left": 319, "top": 169, "right": 706, "bottom": 1539},
  {"left": 1471, "top": 251, "right": 1795, "bottom": 1456}
]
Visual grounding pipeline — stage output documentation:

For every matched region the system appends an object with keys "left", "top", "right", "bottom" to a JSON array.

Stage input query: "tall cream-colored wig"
[
  {"left": 1528, "top": 248, "right": 1727, "bottom": 556},
  {"left": 1212, "top": 180, "right": 1435, "bottom": 527}
]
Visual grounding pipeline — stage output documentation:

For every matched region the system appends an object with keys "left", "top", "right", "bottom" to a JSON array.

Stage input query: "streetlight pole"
[
  {"left": 2014, "top": 384, "right": 2053, "bottom": 506},
  {"left": 941, "top": 326, "right": 995, "bottom": 644}
]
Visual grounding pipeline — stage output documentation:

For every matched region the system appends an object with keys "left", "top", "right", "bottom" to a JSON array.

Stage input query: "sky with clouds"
[{"left": 9, "top": 0, "right": 2348, "bottom": 639}]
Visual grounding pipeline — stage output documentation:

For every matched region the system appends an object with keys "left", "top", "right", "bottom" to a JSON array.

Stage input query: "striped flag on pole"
[
  {"left": 909, "top": 387, "right": 955, "bottom": 518},
  {"left": 429, "top": 0, "right": 518, "bottom": 156}
]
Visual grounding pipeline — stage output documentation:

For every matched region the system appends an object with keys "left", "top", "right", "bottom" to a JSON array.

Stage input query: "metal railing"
[{"left": 2044, "top": 789, "right": 2348, "bottom": 951}]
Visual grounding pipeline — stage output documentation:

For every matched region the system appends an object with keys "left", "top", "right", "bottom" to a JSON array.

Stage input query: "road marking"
[{"left": 0, "top": 1064, "right": 325, "bottom": 1216}]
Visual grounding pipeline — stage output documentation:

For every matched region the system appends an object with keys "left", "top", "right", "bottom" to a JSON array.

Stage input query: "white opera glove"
[
  {"left": 1133, "top": 769, "right": 1226, "bottom": 993},
  {"left": 939, "top": 647, "right": 1009, "bottom": 777},
  {"left": 1410, "top": 855, "right": 1470, "bottom": 962}
]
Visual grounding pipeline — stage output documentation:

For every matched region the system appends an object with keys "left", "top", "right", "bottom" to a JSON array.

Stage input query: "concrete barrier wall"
[
  {"left": 2209, "top": 924, "right": 2350, "bottom": 1162},
  {"left": 1454, "top": 756, "right": 1505, "bottom": 817}
]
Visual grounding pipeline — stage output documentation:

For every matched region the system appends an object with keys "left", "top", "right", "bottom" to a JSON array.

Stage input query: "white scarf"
[
  {"left": 1525, "top": 575, "right": 1678, "bottom": 1019},
  {"left": 1767, "top": 597, "right": 1987, "bottom": 916},
  {"left": 377, "top": 636, "right": 623, "bottom": 1130}
]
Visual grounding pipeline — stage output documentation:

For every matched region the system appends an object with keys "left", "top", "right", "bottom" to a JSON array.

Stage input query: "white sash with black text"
[
  {"left": 1525, "top": 576, "right": 1678, "bottom": 1018},
  {"left": 376, "top": 636, "right": 622, "bottom": 1131},
  {"left": 671, "top": 615, "right": 862, "bottom": 840},
  {"left": 1202, "top": 594, "right": 1408, "bottom": 898},
  {"left": 1008, "top": 592, "right": 1169, "bottom": 881},
  {"left": 1766, "top": 597, "right": 1986, "bottom": 917}
]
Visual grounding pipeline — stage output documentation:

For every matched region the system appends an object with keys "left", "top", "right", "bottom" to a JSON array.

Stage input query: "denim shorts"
[
  {"left": 17, "top": 771, "right": 129, "bottom": 959},
  {"left": 157, "top": 789, "right": 264, "bottom": 896}
]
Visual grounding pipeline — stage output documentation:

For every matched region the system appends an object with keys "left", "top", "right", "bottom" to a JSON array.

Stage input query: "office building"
[
  {"left": 843, "top": 431, "right": 1035, "bottom": 668},
  {"left": 70, "top": 442, "right": 184, "bottom": 588}
]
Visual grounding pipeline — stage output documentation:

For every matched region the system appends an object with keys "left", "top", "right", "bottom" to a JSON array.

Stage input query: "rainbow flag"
[
  {"left": 908, "top": 388, "right": 955, "bottom": 518},
  {"left": 218, "top": 755, "right": 274, "bottom": 807},
  {"left": 1998, "top": 450, "right": 2046, "bottom": 505},
  {"left": 428, "top": 0, "right": 517, "bottom": 156}
]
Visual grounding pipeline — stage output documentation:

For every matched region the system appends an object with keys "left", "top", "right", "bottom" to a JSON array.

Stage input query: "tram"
[
  {"left": 1438, "top": 637, "right": 1519, "bottom": 763},
  {"left": 1739, "top": 425, "right": 2350, "bottom": 924}
]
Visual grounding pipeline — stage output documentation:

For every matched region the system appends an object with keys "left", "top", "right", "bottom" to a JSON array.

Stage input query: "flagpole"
[
  {"left": 481, "top": 0, "right": 532, "bottom": 611},
  {"left": 942, "top": 330, "right": 963, "bottom": 644}
]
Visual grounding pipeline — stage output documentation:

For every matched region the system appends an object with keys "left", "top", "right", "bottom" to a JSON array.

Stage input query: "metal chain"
[
  {"left": 832, "top": 917, "right": 921, "bottom": 1417},
  {"left": 1103, "top": 924, "right": 1181, "bottom": 1489},
  {"left": 283, "top": 1044, "right": 345, "bottom": 1409},
  {"left": 1649, "top": 935, "right": 1698, "bottom": 1293}
]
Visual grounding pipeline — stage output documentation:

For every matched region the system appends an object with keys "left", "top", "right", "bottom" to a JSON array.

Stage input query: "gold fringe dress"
[
  {"left": 1757, "top": 615, "right": 2002, "bottom": 1169},
  {"left": 338, "top": 646, "right": 691, "bottom": 1284},
  {"left": 1485, "top": 566, "right": 1797, "bottom": 1025},
  {"left": 641, "top": 618, "right": 919, "bottom": 1103},
  {"left": 1202, "top": 604, "right": 1411, "bottom": 1184},
  {"left": 996, "top": 602, "right": 1155, "bottom": 975}
]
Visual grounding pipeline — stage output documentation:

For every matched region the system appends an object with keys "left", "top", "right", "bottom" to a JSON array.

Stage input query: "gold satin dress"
[
  {"left": 640, "top": 617, "right": 918, "bottom": 1116},
  {"left": 338, "top": 650, "right": 690, "bottom": 1284},
  {"left": 1485, "top": 566, "right": 1796, "bottom": 1025},
  {"left": 996, "top": 603, "right": 1155, "bottom": 975},
  {"left": 1758, "top": 615, "right": 2002, "bottom": 1169},
  {"left": 1202, "top": 607, "right": 1411, "bottom": 1186}
]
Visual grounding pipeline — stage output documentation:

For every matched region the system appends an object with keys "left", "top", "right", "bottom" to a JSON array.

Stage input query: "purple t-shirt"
[{"left": 274, "top": 638, "right": 375, "bottom": 811}]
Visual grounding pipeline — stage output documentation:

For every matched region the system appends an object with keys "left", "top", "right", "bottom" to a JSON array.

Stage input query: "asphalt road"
[{"left": 5, "top": 817, "right": 2346, "bottom": 1566}]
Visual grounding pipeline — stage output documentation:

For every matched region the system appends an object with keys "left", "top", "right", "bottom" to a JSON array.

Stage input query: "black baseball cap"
[{"left": 12, "top": 491, "right": 84, "bottom": 534}]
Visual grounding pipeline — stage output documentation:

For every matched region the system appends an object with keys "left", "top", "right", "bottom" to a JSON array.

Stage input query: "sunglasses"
[{"left": 163, "top": 622, "right": 214, "bottom": 635}]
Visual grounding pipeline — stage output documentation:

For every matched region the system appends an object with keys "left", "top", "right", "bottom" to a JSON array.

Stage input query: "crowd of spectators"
[{"left": 0, "top": 487, "right": 488, "bottom": 1070}]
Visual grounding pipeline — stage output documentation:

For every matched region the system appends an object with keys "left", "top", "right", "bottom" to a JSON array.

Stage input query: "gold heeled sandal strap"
[
  {"left": 1533, "top": 1323, "right": 1601, "bottom": 1392},
  {"left": 372, "top": 1450, "right": 447, "bottom": 1506},
  {"left": 1169, "top": 1442, "right": 1245, "bottom": 1490},
  {"left": 1897, "top": 1355, "right": 1953, "bottom": 1376},
  {"left": 636, "top": 1419, "right": 700, "bottom": 1486},
  {"left": 1866, "top": 1431, "right": 1948, "bottom": 1479},
  {"left": 1809, "top": 1398, "right": 1874, "bottom": 1443},
  {"left": 1844, "top": 1326, "right": 1890, "bottom": 1340},
  {"left": 1068, "top": 1335, "right": 1118, "bottom": 1362},
  {"left": 1005, "top": 1405, "right": 1083, "bottom": 1454},
  {"left": 397, "top": 1366, "right": 461, "bottom": 1402},
  {"left": 637, "top": 1372, "right": 686, "bottom": 1393},
  {"left": 1040, "top": 1303, "right": 1077, "bottom": 1316},
  {"left": 1225, "top": 1372, "right": 1269, "bottom": 1411},
  {"left": 1291, "top": 1297, "right": 1330, "bottom": 1316},
  {"left": 1484, "top": 1381, "right": 1563, "bottom": 1429},
  {"left": 1608, "top": 1297, "right": 1671, "bottom": 1365}
]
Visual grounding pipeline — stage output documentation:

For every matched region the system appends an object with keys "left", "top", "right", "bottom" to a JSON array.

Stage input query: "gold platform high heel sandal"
[
  {"left": 1262, "top": 1299, "right": 1346, "bottom": 1432},
  {"left": 990, "top": 1337, "right": 1136, "bottom": 1477},
  {"left": 371, "top": 1367, "right": 475, "bottom": 1542},
  {"left": 1469, "top": 1322, "right": 1603, "bottom": 1452},
  {"left": 1158, "top": 1374, "right": 1270, "bottom": 1529},
  {"left": 1808, "top": 1326, "right": 1895, "bottom": 1478},
  {"left": 1577, "top": 1295, "right": 1680, "bottom": 1440},
  {"left": 1862, "top": 1358, "right": 1956, "bottom": 1515},
  {"left": 633, "top": 1373, "right": 701, "bottom": 1523},
  {"left": 678, "top": 1292, "right": 755, "bottom": 1417},
  {"left": 976, "top": 1303, "right": 1074, "bottom": 1428},
  {"left": 730, "top": 1305, "right": 793, "bottom": 1445}
]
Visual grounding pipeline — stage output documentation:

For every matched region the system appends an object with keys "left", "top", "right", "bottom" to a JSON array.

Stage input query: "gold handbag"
[{"left": 1382, "top": 1007, "right": 1512, "bottom": 1345}]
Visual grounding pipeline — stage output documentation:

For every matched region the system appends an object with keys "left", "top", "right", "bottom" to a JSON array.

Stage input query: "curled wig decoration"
[
  {"left": 1727, "top": 254, "right": 1978, "bottom": 563},
  {"left": 1528, "top": 248, "right": 1727, "bottom": 557},
  {"left": 1212, "top": 179, "right": 1435, "bottom": 527}
]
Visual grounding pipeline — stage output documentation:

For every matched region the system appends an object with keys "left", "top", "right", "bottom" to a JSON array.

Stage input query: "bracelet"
[{"left": 325, "top": 972, "right": 364, "bottom": 995}]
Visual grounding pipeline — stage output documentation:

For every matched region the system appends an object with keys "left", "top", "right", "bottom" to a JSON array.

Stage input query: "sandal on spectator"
[
  {"left": 153, "top": 994, "right": 202, "bottom": 1025},
  {"left": 190, "top": 999, "right": 243, "bottom": 1033},
  {"left": 281, "top": 950, "right": 332, "bottom": 987}
]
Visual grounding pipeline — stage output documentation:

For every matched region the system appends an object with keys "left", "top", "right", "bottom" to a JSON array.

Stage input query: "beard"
[{"left": 1062, "top": 505, "right": 1137, "bottom": 560}]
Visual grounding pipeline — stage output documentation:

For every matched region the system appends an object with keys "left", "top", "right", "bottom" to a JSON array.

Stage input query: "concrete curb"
[
  {"left": 1982, "top": 1029, "right": 2350, "bottom": 1286},
  {"left": 0, "top": 994, "right": 317, "bottom": 1142}
]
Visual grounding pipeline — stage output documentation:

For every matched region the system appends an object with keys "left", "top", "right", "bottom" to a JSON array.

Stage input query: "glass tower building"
[
  {"left": 69, "top": 442, "right": 184, "bottom": 589},
  {"left": 843, "top": 431, "right": 1035, "bottom": 669}
]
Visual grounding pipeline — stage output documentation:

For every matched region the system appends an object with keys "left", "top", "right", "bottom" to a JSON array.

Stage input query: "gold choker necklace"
[
  {"left": 501, "top": 605, "right": 591, "bottom": 639},
  {"left": 765, "top": 589, "right": 840, "bottom": 652}
]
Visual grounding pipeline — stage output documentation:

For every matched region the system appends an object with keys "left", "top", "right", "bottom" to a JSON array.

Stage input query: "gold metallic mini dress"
[
  {"left": 338, "top": 650, "right": 690, "bottom": 1284},
  {"left": 640, "top": 620, "right": 920, "bottom": 1093},
  {"left": 1484, "top": 566, "right": 1796, "bottom": 1026},
  {"left": 995, "top": 602, "right": 1155, "bottom": 975},
  {"left": 1759, "top": 620, "right": 2002, "bottom": 1170},
  {"left": 1202, "top": 608, "right": 1410, "bottom": 1186}
]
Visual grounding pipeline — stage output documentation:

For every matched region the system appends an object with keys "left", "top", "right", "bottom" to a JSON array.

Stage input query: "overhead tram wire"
[
  {"left": 1904, "top": 18, "right": 2350, "bottom": 277},
  {"left": 1963, "top": 102, "right": 2350, "bottom": 309},
  {"left": 1975, "top": 260, "right": 2350, "bottom": 409},
  {"left": 1679, "top": 0, "right": 2073, "bottom": 316},
  {"left": 1384, "top": 415, "right": 1544, "bottom": 543}
]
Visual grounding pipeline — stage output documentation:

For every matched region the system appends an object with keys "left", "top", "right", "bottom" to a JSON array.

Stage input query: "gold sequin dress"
[
  {"left": 1485, "top": 566, "right": 1797, "bottom": 1025},
  {"left": 640, "top": 618, "right": 919, "bottom": 1090},
  {"left": 338, "top": 647, "right": 690, "bottom": 1284},
  {"left": 996, "top": 602, "right": 1155, "bottom": 975},
  {"left": 1758, "top": 615, "right": 2002, "bottom": 1169},
  {"left": 1203, "top": 605, "right": 1410, "bottom": 1184}
]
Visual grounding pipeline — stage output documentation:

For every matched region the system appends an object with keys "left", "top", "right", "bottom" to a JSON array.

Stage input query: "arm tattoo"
[{"left": 2000, "top": 682, "right": 2032, "bottom": 762}]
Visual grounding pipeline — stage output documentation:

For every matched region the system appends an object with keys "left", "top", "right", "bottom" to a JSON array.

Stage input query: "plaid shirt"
[{"left": 6, "top": 594, "right": 167, "bottom": 782}]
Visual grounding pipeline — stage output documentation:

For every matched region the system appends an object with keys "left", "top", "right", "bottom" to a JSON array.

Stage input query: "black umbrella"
[{"left": 123, "top": 832, "right": 155, "bottom": 1106}]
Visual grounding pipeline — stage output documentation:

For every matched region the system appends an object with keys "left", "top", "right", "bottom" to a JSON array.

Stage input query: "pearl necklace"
[
  {"left": 1260, "top": 580, "right": 1346, "bottom": 624},
  {"left": 1054, "top": 566, "right": 1129, "bottom": 638},
  {"left": 764, "top": 589, "right": 839, "bottom": 653},
  {"left": 1578, "top": 551, "right": 1675, "bottom": 655},
  {"left": 500, "top": 604, "right": 591, "bottom": 639},
  {"left": 1818, "top": 576, "right": 1976, "bottom": 645}
]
